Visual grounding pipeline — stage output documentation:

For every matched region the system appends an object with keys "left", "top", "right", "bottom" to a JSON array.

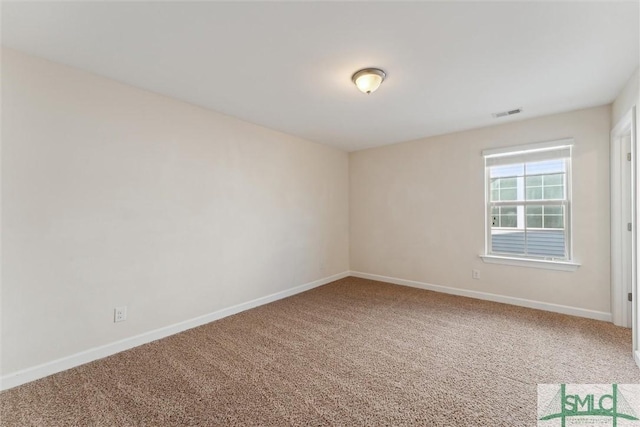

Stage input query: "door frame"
[{"left": 610, "top": 106, "right": 637, "bottom": 360}]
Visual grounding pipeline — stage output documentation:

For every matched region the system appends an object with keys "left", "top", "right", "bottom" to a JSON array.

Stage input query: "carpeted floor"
[{"left": 1, "top": 276, "right": 638, "bottom": 426}]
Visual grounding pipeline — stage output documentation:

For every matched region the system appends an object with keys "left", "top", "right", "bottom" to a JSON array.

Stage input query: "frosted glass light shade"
[{"left": 352, "top": 68, "right": 386, "bottom": 94}]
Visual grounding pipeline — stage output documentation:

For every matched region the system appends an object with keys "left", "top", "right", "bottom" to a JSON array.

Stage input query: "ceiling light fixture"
[{"left": 352, "top": 68, "right": 386, "bottom": 94}]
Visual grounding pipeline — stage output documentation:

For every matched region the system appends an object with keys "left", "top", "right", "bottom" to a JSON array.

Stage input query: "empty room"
[{"left": 1, "top": 1, "right": 639, "bottom": 426}]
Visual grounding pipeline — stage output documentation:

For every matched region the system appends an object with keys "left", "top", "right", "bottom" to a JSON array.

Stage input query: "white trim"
[
  {"left": 0, "top": 271, "right": 350, "bottom": 391},
  {"left": 611, "top": 107, "right": 636, "bottom": 328},
  {"left": 635, "top": 350, "right": 640, "bottom": 369},
  {"left": 480, "top": 254, "right": 580, "bottom": 271},
  {"left": 350, "top": 271, "right": 610, "bottom": 322},
  {"left": 482, "top": 138, "right": 574, "bottom": 158},
  {"left": 612, "top": 108, "right": 635, "bottom": 136}
]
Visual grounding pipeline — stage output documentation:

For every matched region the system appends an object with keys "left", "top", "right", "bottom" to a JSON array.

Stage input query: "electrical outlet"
[
  {"left": 472, "top": 269, "right": 480, "bottom": 280},
  {"left": 114, "top": 306, "right": 127, "bottom": 323}
]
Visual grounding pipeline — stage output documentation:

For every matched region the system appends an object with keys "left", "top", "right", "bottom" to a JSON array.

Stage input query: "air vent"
[{"left": 492, "top": 108, "right": 522, "bottom": 118}]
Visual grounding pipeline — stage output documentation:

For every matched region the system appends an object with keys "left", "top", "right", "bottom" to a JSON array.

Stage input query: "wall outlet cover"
[{"left": 114, "top": 306, "right": 127, "bottom": 323}]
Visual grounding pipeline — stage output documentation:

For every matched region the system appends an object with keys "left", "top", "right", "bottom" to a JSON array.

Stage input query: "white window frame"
[{"left": 480, "top": 139, "right": 581, "bottom": 271}]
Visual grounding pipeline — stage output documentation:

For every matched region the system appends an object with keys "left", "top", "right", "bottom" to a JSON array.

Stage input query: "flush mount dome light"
[{"left": 352, "top": 68, "right": 386, "bottom": 94}]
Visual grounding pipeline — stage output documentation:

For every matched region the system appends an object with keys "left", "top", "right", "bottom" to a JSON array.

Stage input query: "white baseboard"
[
  {"left": 0, "top": 271, "right": 349, "bottom": 391},
  {"left": 349, "top": 271, "right": 612, "bottom": 322}
]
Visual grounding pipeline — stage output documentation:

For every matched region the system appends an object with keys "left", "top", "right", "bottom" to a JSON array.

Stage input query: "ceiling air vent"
[{"left": 492, "top": 108, "right": 522, "bottom": 118}]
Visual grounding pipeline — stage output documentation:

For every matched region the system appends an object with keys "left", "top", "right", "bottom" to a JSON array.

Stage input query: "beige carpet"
[{"left": 1, "top": 276, "right": 638, "bottom": 426}]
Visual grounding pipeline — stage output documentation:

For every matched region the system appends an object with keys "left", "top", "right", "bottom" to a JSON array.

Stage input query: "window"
[{"left": 482, "top": 139, "right": 578, "bottom": 269}]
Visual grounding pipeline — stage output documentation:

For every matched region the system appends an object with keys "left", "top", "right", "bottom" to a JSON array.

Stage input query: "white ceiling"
[{"left": 2, "top": 1, "right": 639, "bottom": 152}]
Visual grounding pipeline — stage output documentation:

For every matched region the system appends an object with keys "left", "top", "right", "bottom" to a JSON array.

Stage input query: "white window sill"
[{"left": 479, "top": 254, "right": 581, "bottom": 271}]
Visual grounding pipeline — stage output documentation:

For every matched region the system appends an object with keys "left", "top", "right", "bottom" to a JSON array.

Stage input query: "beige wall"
[
  {"left": 350, "top": 106, "right": 611, "bottom": 313},
  {"left": 1, "top": 49, "right": 349, "bottom": 375},
  {"left": 0, "top": 46, "right": 624, "bottom": 378},
  {"left": 612, "top": 67, "right": 639, "bottom": 128}
]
